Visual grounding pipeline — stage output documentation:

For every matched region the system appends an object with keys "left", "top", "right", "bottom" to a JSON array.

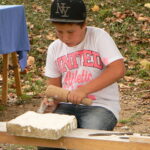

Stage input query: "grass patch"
[
  {"left": 119, "top": 119, "right": 131, "bottom": 124},
  {"left": 138, "top": 82, "right": 150, "bottom": 89},
  {"left": 0, "top": 105, "right": 6, "bottom": 111},
  {"left": 119, "top": 112, "right": 143, "bottom": 125},
  {"left": 20, "top": 94, "right": 33, "bottom": 101},
  {"left": 138, "top": 69, "right": 149, "bottom": 78}
]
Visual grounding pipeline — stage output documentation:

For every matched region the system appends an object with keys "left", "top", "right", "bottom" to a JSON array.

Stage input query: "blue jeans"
[{"left": 38, "top": 104, "right": 117, "bottom": 150}]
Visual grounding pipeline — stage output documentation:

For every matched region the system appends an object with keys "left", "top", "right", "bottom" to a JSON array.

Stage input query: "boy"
[{"left": 38, "top": 0, "right": 125, "bottom": 149}]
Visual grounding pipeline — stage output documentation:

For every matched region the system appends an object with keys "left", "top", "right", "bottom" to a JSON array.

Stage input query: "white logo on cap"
[{"left": 56, "top": 3, "right": 71, "bottom": 17}]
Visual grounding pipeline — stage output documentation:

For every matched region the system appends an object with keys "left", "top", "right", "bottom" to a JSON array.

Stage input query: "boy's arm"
[
  {"left": 67, "top": 59, "right": 125, "bottom": 104},
  {"left": 46, "top": 76, "right": 62, "bottom": 87}
]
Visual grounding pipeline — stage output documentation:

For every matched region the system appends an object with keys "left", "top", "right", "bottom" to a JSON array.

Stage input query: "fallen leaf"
[
  {"left": 134, "top": 78, "right": 145, "bottom": 85},
  {"left": 32, "top": 4, "right": 44, "bottom": 13},
  {"left": 8, "top": 93, "right": 17, "bottom": 104},
  {"left": 22, "top": 84, "right": 30, "bottom": 90},
  {"left": 121, "top": 126, "right": 129, "bottom": 130},
  {"left": 46, "top": 32, "right": 56, "bottom": 41},
  {"left": 141, "top": 98, "right": 150, "bottom": 105},
  {"left": 27, "top": 56, "right": 35, "bottom": 66},
  {"left": 115, "top": 18, "right": 124, "bottom": 23},
  {"left": 137, "top": 50, "right": 147, "bottom": 56},
  {"left": 87, "top": 17, "right": 94, "bottom": 22},
  {"left": 113, "top": 11, "right": 122, "bottom": 18},
  {"left": 142, "top": 95, "right": 150, "bottom": 99},
  {"left": 124, "top": 76, "right": 135, "bottom": 82},
  {"left": 116, "top": 123, "right": 124, "bottom": 127},
  {"left": 27, "top": 22, "right": 34, "bottom": 29},
  {"left": 16, "top": 148, "right": 25, "bottom": 150},
  {"left": 37, "top": 47, "right": 46, "bottom": 53},
  {"left": 140, "top": 59, "right": 150, "bottom": 71},
  {"left": 146, "top": 118, "right": 150, "bottom": 121},
  {"left": 20, "top": 68, "right": 28, "bottom": 74},
  {"left": 128, "top": 36, "right": 140, "bottom": 42},
  {"left": 113, "top": 33, "right": 123, "bottom": 38},
  {"left": 113, "top": 12, "right": 126, "bottom": 19},
  {"left": 138, "top": 16, "right": 147, "bottom": 21},
  {"left": 142, "top": 22, "right": 149, "bottom": 33},
  {"left": 136, "top": 15, "right": 150, "bottom": 22},
  {"left": 127, "top": 61, "right": 138, "bottom": 69},
  {"left": 144, "top": 3, "right": 150, "bottom": 9},
  {"left": 91, "top": 5, "right": 100, "bottom": 12},
  {"left": 119, "top": 83, "right": 130, "bottom": 89},
  {"left": 26, "top": 92, "right": 34, "bottom": 96},
  {"left": 131, "top": 11, "right": 150, "bottom": 22}
]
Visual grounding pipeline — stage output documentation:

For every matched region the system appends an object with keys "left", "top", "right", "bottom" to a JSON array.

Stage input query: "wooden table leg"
[
  {"left": 2, "top": 54, "right": 9, "bottom": 104},
  {"left": 11, "top": 52, "right": 22, "bottom": 96}
]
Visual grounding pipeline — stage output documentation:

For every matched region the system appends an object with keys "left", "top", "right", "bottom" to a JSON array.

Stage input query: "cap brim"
[{"left": 46, "top": 18, "right": 85, "bottom": 23}]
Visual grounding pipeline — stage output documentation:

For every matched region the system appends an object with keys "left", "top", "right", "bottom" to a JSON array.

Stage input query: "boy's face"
[{"left": 54, "top": 23, "right": 86, "bottom": 47}]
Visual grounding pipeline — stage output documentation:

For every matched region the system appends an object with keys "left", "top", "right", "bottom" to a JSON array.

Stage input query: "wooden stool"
[{"left": 1, "top": 52, "right": 22, "bottom": 104}]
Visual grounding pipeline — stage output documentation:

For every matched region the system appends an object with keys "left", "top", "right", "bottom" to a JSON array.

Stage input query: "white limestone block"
[
  {"left": 0, "top": 122, "right": 7, "bottom": 132},
  {"left": 6, "top": 111, "right": 77, "bottom": 140}
]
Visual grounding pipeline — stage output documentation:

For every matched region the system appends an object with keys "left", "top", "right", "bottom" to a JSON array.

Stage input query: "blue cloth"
[{"left": 0, "top": 5, "right": 30, "bottom": 70}]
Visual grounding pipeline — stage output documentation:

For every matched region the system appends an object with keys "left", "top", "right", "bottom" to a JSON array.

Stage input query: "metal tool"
[{"left": 89, "top": 132, "right": 133, "bottom": 136}]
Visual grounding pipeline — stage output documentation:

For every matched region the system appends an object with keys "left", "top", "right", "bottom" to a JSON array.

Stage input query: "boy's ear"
[{"left": 81, "top": 22, "right": 86, "bottom": 29}]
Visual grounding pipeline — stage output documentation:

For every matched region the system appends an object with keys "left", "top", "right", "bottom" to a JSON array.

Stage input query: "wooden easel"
[{"left": 1, "top": 52, "right": 22, "bottom": 104}]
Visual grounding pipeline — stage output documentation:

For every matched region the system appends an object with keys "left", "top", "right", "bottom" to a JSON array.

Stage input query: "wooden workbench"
[{"left": 0, "top": 122, "right": 150, "bottom": 150}]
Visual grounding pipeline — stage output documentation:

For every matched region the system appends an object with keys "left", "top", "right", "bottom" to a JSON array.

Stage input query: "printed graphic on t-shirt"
[
  {"left": 63, "top": 69, "right": 92, "bottom": 88},
  {"left": 55, "top": 49, "right": 103, "bottom": 95},
  {"left": 56, "top": 49, "right": 103, "bottom": 73}
]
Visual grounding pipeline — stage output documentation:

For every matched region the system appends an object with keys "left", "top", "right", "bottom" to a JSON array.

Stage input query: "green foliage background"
[{"left": 0, "top": 0, "right": 149, "bottom": 97}]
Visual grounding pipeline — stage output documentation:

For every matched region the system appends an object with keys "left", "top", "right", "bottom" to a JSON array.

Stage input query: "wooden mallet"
[{"left": 45, "top": 85, "right": 92, "bottom": 106}]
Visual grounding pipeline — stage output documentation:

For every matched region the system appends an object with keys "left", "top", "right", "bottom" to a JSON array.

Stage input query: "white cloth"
[{"left": 45, "top": 26, "right": 123, "bottom": 120}]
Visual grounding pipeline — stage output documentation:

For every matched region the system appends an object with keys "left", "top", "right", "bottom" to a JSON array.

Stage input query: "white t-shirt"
[{"left": 45, "top": 26, "right": 123, "bottom": 120}]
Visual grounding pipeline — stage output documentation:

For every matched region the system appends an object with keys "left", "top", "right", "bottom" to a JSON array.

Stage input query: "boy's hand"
[
  {"left": 38, "top": 97, "right": 58, "bottom": 113},
  {"left": 67, "top": 89, "right": 87, "bottom": 105}
]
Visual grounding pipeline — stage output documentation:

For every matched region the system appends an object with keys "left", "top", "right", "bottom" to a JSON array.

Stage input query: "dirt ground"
[
  {"left": 116, "top": 85, "right": 150, "bottom": 133},
  {"left": 0, "top": 81, "right": 150, "bottom": 134}
]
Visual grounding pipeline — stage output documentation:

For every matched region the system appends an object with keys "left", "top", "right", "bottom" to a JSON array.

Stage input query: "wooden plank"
[
  {"left": 0, "top": 122, "right": 128, "bottom": 142},
  {"left": 0, "top": 122, "right": 150, "bottom": 150},
  {"left": 0, "top": 132, "right": 150, "bottom": 150},
  {"left": 2, "top": 54, "right": 9, "bottom": 104},
  {"left": 130, "top": 136, "right": 150, "bottom": 143},
  {"left": 11, "top": 52, "right": 22, "bottom": 96},
  {"left": 64, "top": 128, "right": 129, "bottom": 141}
]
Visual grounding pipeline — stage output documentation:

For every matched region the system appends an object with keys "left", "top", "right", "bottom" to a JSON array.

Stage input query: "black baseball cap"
[{"left": 50, "top": 0, "right": 87, "bottom": 23}]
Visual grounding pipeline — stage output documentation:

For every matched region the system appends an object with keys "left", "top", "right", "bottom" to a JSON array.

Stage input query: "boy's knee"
[{"left": 78, "top": 106, "right": 117, "bottom": 130}]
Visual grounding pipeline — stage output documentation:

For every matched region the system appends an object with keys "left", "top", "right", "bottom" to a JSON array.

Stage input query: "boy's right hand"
[{"left": 67, "top": 88, "right": 88, "bottom": 105}]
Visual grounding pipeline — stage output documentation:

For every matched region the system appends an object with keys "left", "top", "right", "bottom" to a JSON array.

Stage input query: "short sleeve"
[
  {"left": 96, "top": 29, "right": 123, "bottom": 66},
  {"left": 44, "top": 44, "right": 61, "bottom": 78}
]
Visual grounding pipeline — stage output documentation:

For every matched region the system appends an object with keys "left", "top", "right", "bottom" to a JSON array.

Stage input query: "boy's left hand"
[{"left": 67, "top": 89, "right": 87, "bottom": 105}]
